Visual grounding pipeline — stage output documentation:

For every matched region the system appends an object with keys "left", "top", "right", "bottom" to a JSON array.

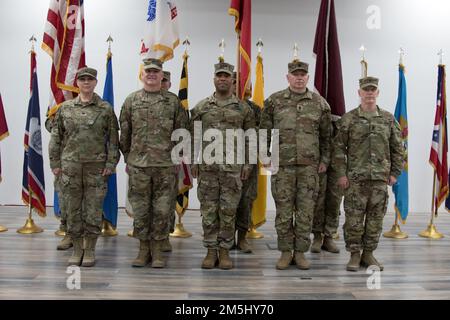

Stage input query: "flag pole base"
[
  {"left": 246, "top": 226, "right": 264, "bottom": 239},
  {"left": 17, "top": 218, "right": 43, "bottom": 234},
  {"left": 127, "top": 230, "right": 134, "bottom": 237},
  {"left": 0, "top": 225, "right": 8, "bottom": 233},
  {"left": 170, "top": 223, "right": 192, "bottom": 238},
  {"left": 419, "top": 224, "right": 444, "bottom": 239},
  {"left": 101, "top": 220, "right": 118, "bottom": 237},
  {"left": 383, "top": 224, "right": 408, "bottom": 239}
]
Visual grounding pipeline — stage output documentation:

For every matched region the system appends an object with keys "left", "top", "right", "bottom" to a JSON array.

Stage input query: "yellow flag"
[{"left": 251, "top": 54, "right": 267, "bottom": 228}]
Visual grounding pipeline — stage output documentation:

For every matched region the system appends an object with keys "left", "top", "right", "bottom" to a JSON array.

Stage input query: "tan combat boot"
[
  {"left": 237, "top": 230, "right": 252, "bottom": 253},
  {"left": 151, "top": 240, "right": 166, "bottom": 268},
  {"left": 161, "top": 237, "right": 172, "bottom": 252},
  {"left": 218, "top": 248, "right": 233, "bottom": 270},
  {"left": 346, "top": 251, "right": 361, "bottom": 272},
  {"left": 201, "top": 249, "right": 218, "bottom": 269},
  {"left": 67, "top": 238, "right": 84, "bottom": 266},
  {"left": 360, "top": 250, "right": 384, "bottom": 271},
  {"left": 310, "top": 232, "right": 323, "bottom": 253},
  {"left": 294, "top": 251, "right": 311, "bottom": 270},
  {"left": 57, "top": 235, "right": 73, "bottom": 250},
  {"left": 81, "top": 237, "right": 98, "bottom": 267},
  {"left": 276, "top": 251, "right": 293, "bottom": 270},
  {"left": 132, "top": 240, "right": 151, "bottom": 267},
  {"left": 322, "top": 236, "right": 340, "bottom": 253}
]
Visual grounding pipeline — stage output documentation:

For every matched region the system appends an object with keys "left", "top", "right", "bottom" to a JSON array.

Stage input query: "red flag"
[
  {"left": 0, "top": 93, "right": 9, "bottom": 183},
  {"left": 229, "top": 0, "right": 251, "bottom": 99},
  {"left": 313, "top": 0, "right": 345, "bottom": 118},
  {"left": 42, "top": 0, "right": 86, "bottom": 118},
  {"left": 430, "top": 65, "right": 448, "bottom": 213}
]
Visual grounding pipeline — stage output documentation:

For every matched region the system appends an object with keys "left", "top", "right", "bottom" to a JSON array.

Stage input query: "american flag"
[
  {"left": 22, "top": 51, "right": 46, "bottom": 217},
  {"left": 42, "top": 0, "right": 86, "bottom": 118},
  {"left": 429, "top": 65, "right": 448, "bottom": 213}
]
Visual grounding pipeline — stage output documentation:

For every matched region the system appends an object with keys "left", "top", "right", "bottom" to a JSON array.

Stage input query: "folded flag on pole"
[
  {"left": 102, "top": 51, "right": 119, "bottom": 227},
  {"left": 430, "top": 65, "right": 448, "bottom": 213},
  {"left": 141, "top": 0, "right": 180, "bottom": 62},
  {"left": 393, "top": 64, "right": 409, "bottom": 222},
  {"left": 21, "top": 51, "right": 46, "bottom": 217},
  {"left": 176, "top": 52, "right": 193, "bottom": 216},
  {"left": 42, "top": 0, "right": 85, "bottom": 216},
  {"left": 0, "top": 93, "right": 9, "bottom": 183}
]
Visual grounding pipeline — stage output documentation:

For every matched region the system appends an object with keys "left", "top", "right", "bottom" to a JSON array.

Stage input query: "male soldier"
[
  {"left": 311, "top": 126, "right": 342, "bottom": 254},
  {"left": 232, "top": 72, "right": 260, "bottom": 253},
  {"left": 162, "top": 71, "right": 171, "bottom": 91},
  {"left": 259, "top": 60, "right": 331, "bottom": 270},
  {"left": 120, "top": 58, "right": 188, "bottom": 268},
  {"left": 333, "top": 76, "right": 404, "bottom": 272},
  {"left": 49, "top": 67, "right": 120, "bottom": 267},
  {"left": 190, "top": 62, "right": 255, "bottom": 270},
  {"left": 45, "top": 117, "right": 72, "bottom": 251}
]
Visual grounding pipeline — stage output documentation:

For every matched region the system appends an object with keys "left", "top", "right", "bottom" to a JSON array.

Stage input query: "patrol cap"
[
  {"left": 163, "top": 71, "right": 171, "bottom": 81},
  {"left": 77, "top": 67, "right": 97, "bottom": 79},
  {"left": 214, "top": 62, "right": 234, "bottom": 75},
  {"left": 143, "top": 58, "right": 163, "bottom": 71},
  {"left": 288, "top": 60, "right": 309, "bottom": 73},
  {"left": 232, "top": 71, "right": 237, "bottom": 80},
  {"left": 359, "top": 76, "right": 379, "bottom": 89}
]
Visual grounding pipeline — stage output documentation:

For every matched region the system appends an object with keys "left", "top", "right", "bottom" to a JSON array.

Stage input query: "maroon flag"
[
  {"left": 313, "top": 0, "right": 345, "bottom": 118},
  {"left": 0, "top": 93, "right": 9, "bottom": 183}
]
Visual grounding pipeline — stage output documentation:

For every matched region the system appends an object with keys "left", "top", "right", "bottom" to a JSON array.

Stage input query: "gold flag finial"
[
  {"left": 106, "top": 35, "right": 113, "bottom": 55},
  {"left": 399, "top": 47, "right": 405, "bottom": 65},
  {"left": 360, "top": 45, "right": 368, "bottom": 77},
  {"left": 29, "top": 35, "right": 37, "bottom": 52},
  {"left": 219, "top": 38, "right": 225, "bottom": 62},
  {"left": 293, "top": 42, "right": 299, "bottom": 61},
  {"left": 183, "top": 37, "right": 190, "bottom": 54},
  {"left": 256, "top": 38, "right": 264, "bottom": 55},
  {"left": 438, "top": 49, "right": 444, "bottom": 65}
]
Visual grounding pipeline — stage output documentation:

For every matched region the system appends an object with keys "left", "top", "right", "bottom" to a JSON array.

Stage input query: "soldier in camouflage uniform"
[
  {"left": 120, "top": 59, "right": 189, "bottom": 268},
  {"left": 49, "top": 67, "right": 120, "bottom": 267},
  {"left": 45, "top": 117, "right": 72, "bottom": 251},
  {"left": 190, "top": 62, "right": 256, "bottom": 270},
  {"left": 259, "top": 60, "right": 331, "bottom": 270},
  {"left": 333, "top": 76, "right": 404, "bottom": 272},
  {"left": 311, "top": 123, "right": 342, "bottom": 254},
  {"left": 231, "top": 72, "right": 260, "bottom": 253}
]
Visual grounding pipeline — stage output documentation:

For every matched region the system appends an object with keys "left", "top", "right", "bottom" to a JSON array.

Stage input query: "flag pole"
[
  {"left": 101, "top": 35, "right": 118, "bottom": 237},
  {"left": 419, "top": 172, "right": 443, "bottom": 238},
  {"left": 171, "top": 38, "right": 192, "bottom": 238},
  {"left": 384, "top": 48, "right": 408, "bottom": 239},
  {"left": 17, "top": 38, "right": 44, "bottom": 235}
]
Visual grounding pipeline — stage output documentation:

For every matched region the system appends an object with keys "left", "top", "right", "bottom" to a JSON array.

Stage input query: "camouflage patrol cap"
[
  {"left": 288, "top": 60, "right": 309, "bottom": 73},
  {"left": 359, "top": 76, "right": 379, "bottom": 89},
  {"left": 163, "top": 71, "right": 171, "bottom": 81},
  {"left": 77, "top": 67, "right": 97, "bottom": 79},
  {"left": 232, "top": 71, "right": 237, "bottom": 80},
  {"left": 214, "top": 62, "right": 234, "bottom": 75},
  {"left": 143, "top": 58, "right": 163, "bottom": 71}
]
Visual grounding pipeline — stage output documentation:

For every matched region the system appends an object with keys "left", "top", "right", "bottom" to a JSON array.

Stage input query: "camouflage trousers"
[
  {"left": 272, "top": 165, "right": 319, "bottom": 252},
  {"left": 198, "top": 170, "right": 243, "bottom": 250},
  {"left": 54, "top": 175, "right": 67, "bottom": 232},
  {"left": 312, "top": 168, "right": 343, "bottom": 237},
  {"left": 60, "top": 161, "right": 107, "bottom": 239},
  {"left": 236, "top": 165, "right": 258, "bottom": 232},
  {"left": 343, "top": 180, "right": 388, "bottom": 252},
  {"left": 128, "top": 165, "right": 177, "bottom": 241}
]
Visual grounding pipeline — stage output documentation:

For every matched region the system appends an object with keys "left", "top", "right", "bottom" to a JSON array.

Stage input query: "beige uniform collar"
[
  {"left": 357, "top": 105, "right": 381, "bottom": 118},
  {"left": 283, "top": 87, "right": 313, "bottom": 100}
]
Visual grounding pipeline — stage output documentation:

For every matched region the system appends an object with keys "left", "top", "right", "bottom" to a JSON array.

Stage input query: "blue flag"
[
  {"left": 102, "top": 52, "right": 118, "bottom": 227},
  {"left": 392, "top": 64, "right": 409, "bottom": 222}
]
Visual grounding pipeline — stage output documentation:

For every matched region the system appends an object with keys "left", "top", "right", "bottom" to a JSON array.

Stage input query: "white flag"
[{"left": 141, "top": 0, "right": 180, "bottom": 62}]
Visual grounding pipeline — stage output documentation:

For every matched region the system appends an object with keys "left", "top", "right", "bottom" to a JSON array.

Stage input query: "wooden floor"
[{"left": 1, "top": 206, "right": 450, "bottom": 300}]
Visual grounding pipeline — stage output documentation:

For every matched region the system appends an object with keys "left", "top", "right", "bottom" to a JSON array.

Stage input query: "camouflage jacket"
[
  {"left": 259, "top": 88, "right": 332, "bottom": 166},
  {"left": 119, "top": 89, "right": 189, "bottom": 167},
  {"left": 332, "top": 106, "right": 404, "bottom": 182},
  {"left": 49, "top": 93, "right": 120, "bottom": 170},
  {"left": 190, "top": 94, "right": 256, "bottom": 172}
]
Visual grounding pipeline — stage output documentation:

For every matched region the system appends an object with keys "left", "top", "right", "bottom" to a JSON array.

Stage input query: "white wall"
[{"left": 1, "top": 0, "right": 449, "bottom": 215}]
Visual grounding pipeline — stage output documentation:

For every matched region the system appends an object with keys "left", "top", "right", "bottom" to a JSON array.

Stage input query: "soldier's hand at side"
[
  {"left": 241, "top": 167, "right": 251, "bottom": 181},
  {"left": 52, "top": 168, "right": 62, "bottom": 176},
  {"left": 102, "top": 168, "right": 112, "bottom": 176},
  {"left": 262, "top": 160, "right": 272, "bottom": 169},
  {"left": 191, "top": 165, "right": 198, "bottom": 179},
  {"left": 388, "top": 176, "right": 397, "bottom": 186},
  {"left": 318, "top": 163, "right": 327, "bottom": 173},
  {"left": 337, "top": 176, "right": 349, "bottom": 189}
]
